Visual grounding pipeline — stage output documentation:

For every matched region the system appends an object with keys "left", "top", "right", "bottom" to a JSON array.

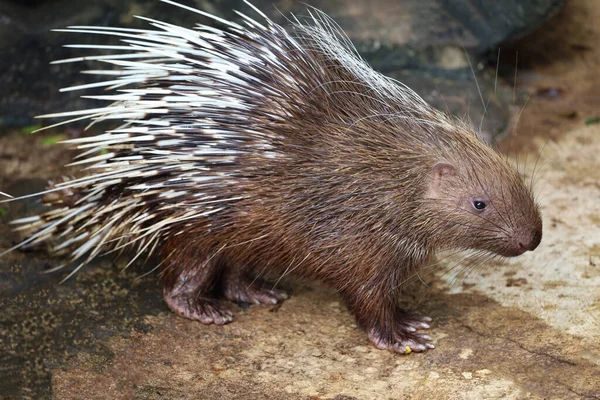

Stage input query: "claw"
[
  {"left": 367, "top": 314, "right": 435, "bottom": 354},
  {"left": 224, "top": 278, "right": 289, "bottom": 305},
  {"left": 164, "top": 291, "right": 234, "bottom": 325}
]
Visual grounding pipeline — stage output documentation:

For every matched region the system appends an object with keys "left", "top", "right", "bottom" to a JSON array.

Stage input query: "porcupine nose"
[{"left": 518, "top": 229, "right": 542, "bottom": 252}]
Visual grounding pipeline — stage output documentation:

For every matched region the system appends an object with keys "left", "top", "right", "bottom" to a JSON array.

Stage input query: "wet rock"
[{"left": 0, "top": 253, "right": 164, "bottom": 399}]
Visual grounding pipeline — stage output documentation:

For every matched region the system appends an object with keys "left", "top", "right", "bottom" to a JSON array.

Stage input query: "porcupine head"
[{"left": 0, "top": 0, "right": 542, "bottom": 354}]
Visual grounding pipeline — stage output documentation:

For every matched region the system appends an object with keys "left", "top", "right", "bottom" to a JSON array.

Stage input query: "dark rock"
[{"left": 246, "top": 0, "right": 563, "bottom": 51}]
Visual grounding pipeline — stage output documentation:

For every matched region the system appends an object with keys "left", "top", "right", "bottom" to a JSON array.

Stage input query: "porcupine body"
[{"left": 3, "top": 0, "right": 542, "bottom": 353}]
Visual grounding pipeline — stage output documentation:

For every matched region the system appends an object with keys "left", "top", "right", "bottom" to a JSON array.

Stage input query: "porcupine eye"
[{"left": 472, "top": 200, "right": 487, "bottom": 210}]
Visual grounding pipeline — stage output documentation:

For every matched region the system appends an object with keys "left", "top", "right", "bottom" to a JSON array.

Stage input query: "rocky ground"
[{"left": 1, "top": 0, "right": 599, "bottom": 399}]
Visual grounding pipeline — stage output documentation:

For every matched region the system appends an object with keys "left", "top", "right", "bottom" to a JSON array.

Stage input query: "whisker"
[
  {"left": 530, "top": 139, "right": 550, "bottom": 192},
  {"left": 392, "top": 248, "right": 468, "bottom": 291},
  {"left": 463, "top": 46, "right": 487, "bottom": 119},
  {"left": 512, "top": 51, "right": 519, "bottom": 106}
]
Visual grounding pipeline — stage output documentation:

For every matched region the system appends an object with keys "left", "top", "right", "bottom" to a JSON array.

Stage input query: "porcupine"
[{"left": 1, "top": 0, "right": 543, "bottom": 353}]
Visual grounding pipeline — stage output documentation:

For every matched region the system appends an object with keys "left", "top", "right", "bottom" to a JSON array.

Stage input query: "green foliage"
[
  {"left": 19, "top": 124, "right": 42, "bottom": 135},
  {"left": 41, "top": 135, "right": 66, "bottom": 146},
  {"left": 585, "top": 117, "right": 600, "bottom": 126}
]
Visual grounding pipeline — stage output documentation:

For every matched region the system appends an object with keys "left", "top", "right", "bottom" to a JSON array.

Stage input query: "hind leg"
[
  {"left": 222, "top": 267, "right": 289, "bottom": 305},
  {"left": 159, "top": 247, "right": 233, "bottom": 325}
]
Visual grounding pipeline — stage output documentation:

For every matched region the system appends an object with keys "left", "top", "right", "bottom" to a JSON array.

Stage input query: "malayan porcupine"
[{"left": 1, "top": 0, "right": 543, "bottom": 353}]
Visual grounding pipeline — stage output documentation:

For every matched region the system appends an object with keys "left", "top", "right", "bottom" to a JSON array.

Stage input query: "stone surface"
[
  {"left": 247, "top": 0, "right": 563, "bottom": 51},
  {"left": 1, "top": 0, "right": 600, "bottom": 399}
]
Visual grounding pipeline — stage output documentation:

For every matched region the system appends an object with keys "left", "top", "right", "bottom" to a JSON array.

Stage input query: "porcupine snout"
[
  {"left": 507, "top": 221, "right": 543, "bottom": 256},
  {"left": 518, "top": 228, "right": 542, "bottom": 253}
]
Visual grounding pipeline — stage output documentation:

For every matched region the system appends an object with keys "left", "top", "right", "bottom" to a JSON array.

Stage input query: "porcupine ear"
[{"left": 427, "top": 162, "right": 457, "bottom": 197}]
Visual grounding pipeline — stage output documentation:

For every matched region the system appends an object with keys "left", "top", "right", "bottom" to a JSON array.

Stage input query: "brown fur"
[
  {"left": 155, "top": 47, "right": 543, "bottom": 352},
  {"left": 11, "top": 7, "right": 543, "bottom": 353}
]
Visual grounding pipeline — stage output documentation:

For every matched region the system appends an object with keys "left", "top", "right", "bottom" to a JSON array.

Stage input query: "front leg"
[
  {"left": 366, "top": 311, "right": 434, "bottom": 353},
  {"left": 340, "top": 275, "right": 435, "bottom": 354}
]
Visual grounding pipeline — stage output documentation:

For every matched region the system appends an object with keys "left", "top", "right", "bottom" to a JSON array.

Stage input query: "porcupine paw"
[
  {"left": 164, "top": 292, "right": 234, "bottom": 325},
  {"left": 223, "top": 278, "right": 289, "bottom": 305},
  {"left": 368, "top": 315, "right": 435, "bottom": 354}
]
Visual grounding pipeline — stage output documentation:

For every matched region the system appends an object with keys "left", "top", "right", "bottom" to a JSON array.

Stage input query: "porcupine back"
[{"left": 5, "top": 0, "right": 465, "bottom": 280}]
